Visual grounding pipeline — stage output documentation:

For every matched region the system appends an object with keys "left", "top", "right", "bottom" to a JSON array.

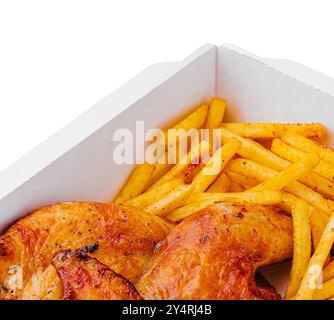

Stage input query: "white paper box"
[{"left": 1, "top": 44, "right": 334, "bottom": 296}]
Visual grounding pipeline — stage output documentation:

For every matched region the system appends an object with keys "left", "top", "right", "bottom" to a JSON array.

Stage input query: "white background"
[{"left": 0, "top": 0, "right": 334, "bottom": 172}]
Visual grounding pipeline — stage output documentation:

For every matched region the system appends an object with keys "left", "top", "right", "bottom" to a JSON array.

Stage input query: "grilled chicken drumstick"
[
  {"left": 50, "top": 248, "right": 142, "bottom": 300},
  {"left": 0, "top": 202, "right": 171, "bottom": 299},
  {"left": 137, "top": 202, "right": 293, "bottom": 300}
]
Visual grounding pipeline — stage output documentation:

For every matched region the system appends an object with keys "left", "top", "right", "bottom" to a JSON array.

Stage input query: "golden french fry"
[
  {"left": 249, "top": 153, "right": 319, "bottom": 192},
  {"left": 312, "top": 277, "right": 334, "bottom": 300},
  {"left": 310, "top": 210, "right": 329, "bottom": 249},
  {"left": 279, "top": 193, "right": 327, "bottom": 222},
  {"left": 147, "top": 163, "right": 174, "bottom": 187},
  {"left": 207, "top": 172, "right": 231, "bottom": 193},
  {"left": 227, "top": 159, "right": 278, "bottom": 183},
  {"left": 230, "top": 181, "right": 244, "bottom": 192},
  {"left": 301, "top": 169, "right": 334, "bottom": 200},
  {"left": 225, "top": 170, "right": 259, "bottom": 190},
  {"left": 150, "top": 141, "right": 209, "bottom": 189},
  {"left": 296, "top": 210, "right": 334, "bottom": 300},
  {"left": 168, "top": 190, "right": 282, "bottom": 223},
  {"left": 166, "top": 200, "right": 215, "bottom": 222},
  {"left": 205, "top": 98, "right": 226, "bottom": 129},
  {"left": 272, "top": 138, "right": 334, "bottom": 184},
  {"left": 282, "top": 132, "right": 334, "bottom": 166},
  {"left": 114, "top": 163, "right": 155, "bottom": 204},
  {"left": 158, "top": 104, "right": 208, "bottom": 148},
  {"left": 290, "top": 276, "right": 334, "bottom": 300},
  {"left": 125, "top": 178, "right": 184, "bottom": 208},
  {"left": 173, "top": 104, "right": 209, "bottom": 131},
  {"left": 228, "top": 158, "right": 332, "bottom": 214},
  {"left": 285, "top": 200, "right": 312, "bottom": 299},
  {"left": 144, "top": 184, "right": 194, "bottom": 217},
  {"left": 191, "top": 138, "right": 241, "bottom": 193},
  {"left": 220, "top": 127, "right": 288, "bottom": 170},
  {"left": 220, "top": 128, "right": 334, "bottom": 198},
  {"left": 323, "top": 260, "right": 334, "bottom": 282},
  {"left": 186, "top": 190, "right": 282, "bottom": 206},
  {"left": 279, "top": 192, "right": 325, "bottom": 221},
  {"left": 310, "top": 209, "right": 330, "bottom": 266},
  {"left": 286, "top": 180, "right": 333, "bottom": 215},
  {"left": 221, "top": 123, "right": 325, "bottom": 139},
  {"left": 279, "top": 192, "right": 301, "bottom": 214},
  {"left": 141, "top": 104, "right": 209, "bottom": 188}
]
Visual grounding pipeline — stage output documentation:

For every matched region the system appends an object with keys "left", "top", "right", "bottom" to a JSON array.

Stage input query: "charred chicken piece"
[
  {"left": 136, "top": 202, "right": 293, "bottom": 300},
  {"left": 0, "top": 202, "right": 172, "bottom": 299},
  {"left": 50, "top": 248, "right": 142, "bottom": 300}
]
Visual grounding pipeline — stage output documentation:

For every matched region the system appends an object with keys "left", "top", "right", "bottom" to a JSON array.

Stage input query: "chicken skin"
[
  {"left": 137, "top": 202, "right": 293, "bottom": 300},
  {"left": 0, "top": 202, "right": 172, "bottom": 299},
  {"left": 51, "top": 248, "right": 142, "bottom": 300},
  {"left": 0, "top": 200, "right": 292, "bottom": 300}
]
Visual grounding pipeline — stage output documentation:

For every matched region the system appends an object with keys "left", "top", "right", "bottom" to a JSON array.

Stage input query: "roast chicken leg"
[
  {"left": 136, "top": 202, "right": 293, "bottom": 300},
  {"left": 51, "top": 248, "right": 142, "bottom": 300},
  {"left": 1, "top": 201, "right": 292, "bottom": 300},
  {"left": 0, "top": 202, "right": 171, "bottom": 299}
]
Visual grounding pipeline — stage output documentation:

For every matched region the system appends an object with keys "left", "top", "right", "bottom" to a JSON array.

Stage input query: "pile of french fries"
[{"left": 114, "top": 97, "right": 334, "bottom": 300}]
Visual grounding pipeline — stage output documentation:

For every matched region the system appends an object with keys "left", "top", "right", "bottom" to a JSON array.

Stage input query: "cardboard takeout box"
[{"left": 1, "top": 44, "right": 334, "bottom": 295}]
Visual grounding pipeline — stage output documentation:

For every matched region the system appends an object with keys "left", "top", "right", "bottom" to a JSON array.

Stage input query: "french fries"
[
  {"left": 220, "top": 128, "right": 334, "bottom": 199},
  {"left": 312, "top": 277, "right": 334, "bottom": 300},
  {"left": 173, "top": 104, "right": 209, "bottom": 132},
  {"left": 225, "top": 170, "right": 259, "bottom": 190},
  {"left": 323, "top": 260, "right": 334, "bottom": 282},
  {"left": 166, "top": 200, "right": 215, "bottom": 222},
  {"left": 168, "top": 191, "right": 282, "bottom": 222},
  {"left": 301, "top": 172, "right": 334, "bottom": 200},
  {"left": 220, "top": 127, "right": 288, "bottom": 170},
  {"left": 150, "top": 141, "right": 209, "bottom": 189},
  {"left": 114, "top": 163, "right": 156, "bottom": 204},
  {"left": 310, "top": 209, "right": 331, "bottom": 268},
  {"left": 113, "top": 97, "right": 334, "bottom": 300},
  {"left": 125, "top": 178, "right": 184, "bottom": 208},
  {"left": 282, "top": 132, "right": 334, "bottom": 166},
  {"left": 230, "top": 181, "right": 244, "bottom": 192},
  {"left": 207, "top": 172, "right": 231, "bottom": 192},
  {"left": 157, "top": 104, "right": 208, "bottom": 149},
  {"left": 296, "top": 210, "right": 334, "bottom": 300},
  {"left": 191, "top": 138, "right": 241, "bottom": 193},
  {"left": 139, "top": 104, "right": 209, "bottom": 188},
  {"left": 186, "top": 190, "right": 282, "bottom": 206},
  {"left": 279, "top": 192, "right": 302, "bottom": 214},
  {"left": 221, "top": 123, "right": 324, "bottom": 139},
  {"left": 205, "top": 98, "right": 226, "bottom": 129},
  {"left": 228, "top": 158, "right": 332, "bottom": 214},
  {"left": 144, "top": 184, "right": 194, "bottom": 217},
  {"left": 285, "top": 200, "right": 312, "bottom": 299},
  {"left": 291, "top": 276, "right": 334, "bottom": 300},
  {"left": 249, "top": 153, "right": 319, "bottom": 192},
  {"left": 272, "top": 138, "right": 334, "bottom": 184},
  {"left": 147, "top": 163, "right": 174, "bottom": 187}
]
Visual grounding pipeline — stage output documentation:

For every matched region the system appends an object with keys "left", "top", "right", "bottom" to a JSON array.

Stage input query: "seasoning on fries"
[{"left": 221, "top": 123, "right": 325, "bottom": 139}]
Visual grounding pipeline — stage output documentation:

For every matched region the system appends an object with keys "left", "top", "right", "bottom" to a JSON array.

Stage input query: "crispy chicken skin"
[
  {"left": 136, "top": 202, "right": 293, "bottom": 300},
  {"left": 51, "top": 248, "right": 142, "bottom": 300},
  {"left": 0, "top": 202, "right": 171, "bottom": 299}
]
